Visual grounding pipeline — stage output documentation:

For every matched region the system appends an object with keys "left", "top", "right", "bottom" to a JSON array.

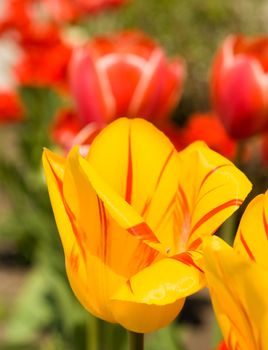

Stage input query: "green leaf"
[{"left": 5, "top": 268, "right": 54, "bottom": 344}]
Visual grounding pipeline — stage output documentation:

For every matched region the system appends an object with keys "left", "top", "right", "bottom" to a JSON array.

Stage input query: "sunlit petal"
[
  {"left": 112, "top": 257, "right": 205, "bottom": 305},
  {"left": 204, "top": 236, "right": 268, "bottom": 350},
  {"left": 175, "top": 142, "right": 251, "bottom": 251},
  {"left": 86, "top": 118, "right": 181, "bottom": 251},
  {"left": 110, "top": 298, "right": 184, "bottom": 333},
  {"left": 234, "top": 190, "right": 268, "bottom": 268}
]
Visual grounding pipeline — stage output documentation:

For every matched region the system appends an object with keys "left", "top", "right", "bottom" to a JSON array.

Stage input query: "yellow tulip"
[
  {"left": 204, "top": 190, "right": 268, "bottom": 350},
  {"left": 42, "top": 118, "right": 251, "bottom": 333}
]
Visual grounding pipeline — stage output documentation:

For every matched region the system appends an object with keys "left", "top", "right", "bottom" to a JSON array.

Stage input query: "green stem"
[
  {"left": 235, "top": 140, "right": 246, "bottom": 168},
  {"left": 221, "top": 212, "right": 236, "bottom": 245},
  {"left": 128, "top": 331, "right": 144, "bottom": 350},
  {"left": 88, "top": 317, "right": 103, "bottom": 350}
]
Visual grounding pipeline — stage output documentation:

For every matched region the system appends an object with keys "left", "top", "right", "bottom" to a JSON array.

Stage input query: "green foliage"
[
  {"left": 18, "top": 86, "right": 63, "bottom": 169},
  {"left": 146, "top": 323, "right": 186, "bottom": 350}
]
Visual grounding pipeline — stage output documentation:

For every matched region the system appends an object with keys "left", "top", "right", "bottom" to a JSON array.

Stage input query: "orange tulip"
[
  {"left": 211, "top": 35, "right": 268, "bottom": 139},
  {"left": 43, "top": 118, "right": 251, "bottom": 333},
  {"left": 70, "top": 31, "right": 185, "bottom": 125},
  {"left": 204, "top": 190, "right": 268, "bottom": 350}
]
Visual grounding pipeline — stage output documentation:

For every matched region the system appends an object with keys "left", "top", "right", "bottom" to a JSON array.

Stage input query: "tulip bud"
[
  {"left": 211, "top": 35, "right": 268, "bottom": 139},
  {"left": 70, "top": 31, "right": 185, "bottom": 125}
]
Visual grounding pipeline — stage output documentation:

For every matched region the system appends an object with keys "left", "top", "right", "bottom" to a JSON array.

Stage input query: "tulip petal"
[
  {"left": 103, "top": 54, "right": 143, "bottom": 118},
  {"left": 78, "top": 148, "right": 163, "bottom": 251},
  {"left": 175, "top": 142, "right": 251, "bottom": 251},
  {"left": 70, "top": 47, "right": 113, "bottom": 124},
  {"left": 44, "top": 147, "right": 160, "bottom": 324},
  {"left": 42, "top": 148, "right": 77, "bottom": 256},
  {"left": 64, "top": 146, "right": 160, "bottom": 270},
  {"left": 63, "top": 147, "right": 158, "bottom": 262},
  {"left": 86, "top": 118, "right": 181, "bottom": 252},
  {"left": 204, "top": 236, "right": 268, "bottom": 350},
  {"left": 110, "top": 298, "right": 184, "bottom": 333},
  {"left": 154, "top": 58, "right": 185, "bottom": 121},
  {"left": 112, "top": 257, "right": 205, "bottom": 305},
  {"left": 211, "top": 36, "right": 268, "bottom": 139},
  {"left": 127, "top": 48, "right": 166, "bottom": 117},
  {"left": 234, "top": 190, "right": 268, "bottom": 268},
  {"left": 42, "top": 149, "right": 97, "bottom": 315},
  {"left": 62, "top": 147, "right": 169, "bottom": 323}
]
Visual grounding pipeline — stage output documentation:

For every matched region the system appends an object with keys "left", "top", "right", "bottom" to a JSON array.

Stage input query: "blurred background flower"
[
  {"left": 70, "top": 30, "right": 185, "bottom": 125},
  {"left": 211, "top": 35, "right": 268, "bottom": 139}
]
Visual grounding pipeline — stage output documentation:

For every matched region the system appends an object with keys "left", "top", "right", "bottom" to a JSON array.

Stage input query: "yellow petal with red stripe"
[
  {"left": 43, "top": 148, "right": 161, "bottom": 325},
  {"left": 42, "top": 149, "right": 97, "bottom": 317},
  {"left": 234, "top": 190, "right": 268, "bottom": 268},
  {"left": 42, "top": 148, "right": 79, "bottom": 257},
  {"left": 86, "top": 118, "right": 181, "bottom": 252},
  {"left": 64, "top": 147, "right": 160, "bottom": 279},
  {"left": 112, "top": 257, "right": 205, "bottom": 305},
  {"left": 204, "top": 236, "right": 268, "bottom": 350},
  {"left": 175, "top": 142, "right": 251, "bottom": 251},
  {"left": 79, "top": 148, "right": 164, "bottom": 251}
]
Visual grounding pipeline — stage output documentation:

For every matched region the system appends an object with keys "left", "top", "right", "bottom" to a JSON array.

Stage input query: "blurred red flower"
[
  {"left": 14, "top": 28, "right": 72, "bottom": 88},
  {"left": 0, "top": 0, "right": 30, "bottom": 34},
  {"left": 51, "top": 109, "right": 81, "bottom": 148},
  {"left": 163, "top": 113, "right": 236, "bottom": 159},
  {"left": 0, "top": 91, "right": 23, "bottom": 122},
  {"left": 0, "top": 0, "right": 72, "bottom": 89},
  {"left": 211, "top": 35, "right": 268, "bottom": 139},
  {"left": 51, "top": 109, "right": 102, "bottom": 154},
  {"left": 42, "top": 0, "right": 128, "bottom": 22},
  {"left": 70, "top": 30, "right": 185, "bottom": 125}
]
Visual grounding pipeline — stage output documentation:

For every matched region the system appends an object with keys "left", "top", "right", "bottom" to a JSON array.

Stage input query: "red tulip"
[
  {"left": 211, "top": 35, "right": 268, "bottom": 139},
  {"left": 162, "top": 113, "right": 236, "bottom": 159},
  {"left": 70, "top": 31, "right": 185, "bottom": 125},
  {"left": 181, "top": 113, "right": 237, "bottom": 159}
]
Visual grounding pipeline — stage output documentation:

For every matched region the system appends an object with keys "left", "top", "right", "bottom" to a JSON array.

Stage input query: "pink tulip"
[
  {"left": 211, "top": 35, "right": 268, "bottom": 139},
  {"left": 70, "top": 30, "right": 185, "bottom": 125}
]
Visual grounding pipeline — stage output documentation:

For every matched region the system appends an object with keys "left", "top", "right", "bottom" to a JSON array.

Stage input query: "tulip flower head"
[
  {"left": 70, "top": 31, "right": 185, "bottom": 125},
  {"left": 43, "top": 118, "right": 251, "bottom": 333},
  {"left": 211, "top": 35, "right": 268, "bottom": 139},
  {"left": 204, "top": 190, "right": 268, "bottom": 350}
]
